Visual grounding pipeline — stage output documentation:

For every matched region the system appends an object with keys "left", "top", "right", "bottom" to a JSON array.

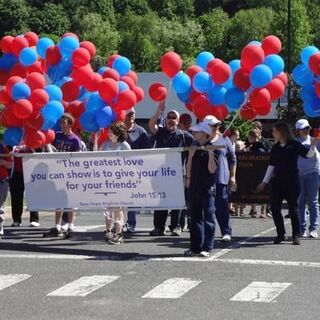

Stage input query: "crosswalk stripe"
[
  {"left": 230, "top": 281, "right": 292, "bottom": 303},
  {"left": 142, "top": 278, "right": 201, "bottom": 299},
  {"left": 0, "top": 274, "right": 31, "bottom": 291},
  {"left": 47, "top": 275, "right": 120, "bottom": 297}
]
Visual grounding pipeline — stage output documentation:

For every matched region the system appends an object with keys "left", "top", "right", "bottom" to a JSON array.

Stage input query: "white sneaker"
[
  {"left": 199, "top": 251, "right": 210, "bottom": 258},
  {"left": 302, "top": 230, "right": 308, "bottom": 238},
  {"left": 30, "top": 221, "right": 40, "bottom": 227},
  {"left": 61, "top": 223, "right": 69, "bottom": 231},
  {"left": 0, "top": 215, "right": 4, "bottom": 235},
  {"left": 222, "top": 234, "right": 231, "bottom": 242},
  {"left": 310, "top": 231, "right": 318, "bottom": 238}
]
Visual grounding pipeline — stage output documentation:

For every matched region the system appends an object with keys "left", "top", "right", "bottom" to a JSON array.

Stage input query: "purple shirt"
[{"left": 53, "top": 132, "right": 82, "bottom": 152}]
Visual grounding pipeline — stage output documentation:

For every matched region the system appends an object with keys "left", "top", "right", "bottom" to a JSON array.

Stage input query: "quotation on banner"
[{"left": 22, "top": 149, "right": 185, "bottom": 211}]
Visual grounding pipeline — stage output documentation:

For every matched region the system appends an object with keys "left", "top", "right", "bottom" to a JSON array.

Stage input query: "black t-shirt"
[
  {"left": 249, "top": 141, "right": 269, "bottom": 153},
  {"left": 270, "top": 140, "right": 309, "bottom": 180},
  {"left": 151, "top": 127, "right": 193, "bottom": 148},
  {"left": 127, "top": 124, "right": 152, "bottom": 149}
]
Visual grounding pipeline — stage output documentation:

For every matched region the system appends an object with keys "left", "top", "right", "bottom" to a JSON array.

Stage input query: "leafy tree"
[
  {"left": 113, "top": 0, "right": 150, "bottom": 15},
  {"left": 148, "top": 0, "right": 195, "bottom": 19}
]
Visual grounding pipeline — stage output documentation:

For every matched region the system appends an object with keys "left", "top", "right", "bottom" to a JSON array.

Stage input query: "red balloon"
[
  {"left": 72, "top": 48, "right": 91, "bottom": 68},
  {"left": 0, "top": 70, "right": 9, "bottom": 86},
  {"left": 250, "top": 88, "right": 271, "bottom": 110},
  {"left": 26, "top": 72, "right": 46, "bottom": 90},
  {"left": 240, "top": 103, "right": 256, "bottom": 120},
  {"left": 309, "top": 53, "right": 320, "bottom": 75},
  {"left": 24, "top": 129, "right": 46, "bottom": 149},
  {"left": 28, "top": 61, "right": 44, "bottom": 73},
  {"left": 107, "top": 54, "right": 120, "bottom": 68},
  {"left": 98, "top": 78, "right": 119, "bottom": 104},
  {"left": 0, "top": 89, "right": 12, "bottom": 105},
  {"left": 192, "top": 98, "right": 212, "bottom": 120},
  {"left": 212, "top": 105, "right": 229, "bottom": 121},
  {"left": 10, "top": 63, "right": 28, "bottom": 78},
  {"left": 84, "top": 72, "right": 102, "bottom": 92},
  {"left": 65, "top": 101, "right": 85, "bottom": 118},
  {"left": 233, "top": 68, "right": 251, "bottom": 91},
  {"left": 265, "top": 78, "right": 285, "bottom": 100},
  {"left": 126, "top": 70, "right": 138, "bottom": 84},
  {"left": 0, "top": 108, "right": 24, "bottom": 127},
  {"left": 149, "top": 83, "right": 167, "bottom": 102},
  {"left": 276, "top": 72, "right": 288, "bottom": 86},
  {"left": 25, "top": 113, "right": 44, "bottom": 130},
  {"left": 80, "top": 41, "right": 96, "bottom": 59},
  {"left": 132, "top": 86, "right": 144, "bottom": 103},
  {"left": 12, "top": 99, "right": 33, "bottom": 119},
  {"left": 44, "top": 129, "right": 55, "bottom": 144},
  {"left": 46, "top": 46, "right": 61, "bottom": 65},
  {"left": 0, "top": 35, "right": 14, "bottom": 53},
  {"left": 185, "top": 102, "right": 193, "bottom": 112},
  {"left": 97, "top": 128, "right": 109, "bottom": 146},
  {"left": 186, "top": 65, "right": 202, "bottom": 81},
  {"left": 255, "top": 102, "right": 272, "bottom": 116},
  {"left": 29, "top": 89, "right": 49, "bottom": 111},
  {"left": 241, "top": 44, "right": 265, "bottom": 72},
  {"left": 117, "top": 90, "right": 137, "bottom": 110},
  {"left": 209, "top": 62, "right": 231, "bottom": 85},
  {"left": 160, "top": 52, "right": 182, "bottom": 78},
  {"left": 262, "top": 35, "right": 282, "bottom": 56},
  {"left": 206, "top": 58, "right": 223, "bottom": 75},
  {"left": 24, "top": 32, "right": 39, "bottom": 46},
  {"left": 61, "top": 81, "right": 80, "bottom": 102},
  {"left": 6, "top": 76, "right": 24, "bottom": 94},
  {"left": 11, "top": 37, "right": 29, "bottom": 56},
  {"left": 72, "top": 64, "right": 94, "bottom": 87},
  {"left": 120, "top": 76, "right": 135, "bottom": 90},
  {"left": 102, "top": 68, "right": 120, "bottom": 81}
]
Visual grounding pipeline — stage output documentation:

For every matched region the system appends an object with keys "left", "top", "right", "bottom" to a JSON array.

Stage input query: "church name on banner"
[{"left": 22, "top": 149, "right": 185, "bottom": 211}]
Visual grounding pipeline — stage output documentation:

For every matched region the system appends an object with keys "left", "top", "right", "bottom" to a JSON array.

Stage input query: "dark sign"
[{"left": 231, "top": 152, "right": 270, "bottom": 204}]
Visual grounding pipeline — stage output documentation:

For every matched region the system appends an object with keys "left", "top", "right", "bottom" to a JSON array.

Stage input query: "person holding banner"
[
  {"left": 257, "top": 122, "right": 318, "bottom": 245},
  {"left": 203, "top": 115, "right": 237, "bottom": 243},
  {"left": 184, "top": 122, "right": 217, "bottom": 257},
  {"left": 99, "top": 121, "right": 131, "bottom": 244},
  {"left": 43, "top": 113, "right": 82, "bottom": 238},
  {"left": 148, "top": 102, "right": 193, "bottom": 236}
]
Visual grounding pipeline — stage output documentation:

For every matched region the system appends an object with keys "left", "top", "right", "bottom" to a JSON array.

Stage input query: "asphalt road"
[{"left": 0, "top": 210, "right": 319, "bottom": 320}]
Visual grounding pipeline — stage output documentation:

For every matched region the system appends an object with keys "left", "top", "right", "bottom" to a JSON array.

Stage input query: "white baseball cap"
[
  {"left": 167, "top": 109, "right": 180, "bottom": 119},
  {"left": 190, "top": 122, "right": 213, "bottom": 136},
  {"left": 203, "top": 115, "right": 221, "bottom": 126},
  {"left": 295, "top": 119, "right": 310, "bottom": 130},
  {"left": 125, "top": 108, "right": 135, "bottom": 116}
]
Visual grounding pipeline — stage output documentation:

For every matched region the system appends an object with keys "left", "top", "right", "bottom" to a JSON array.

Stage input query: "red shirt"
[
  {"left": 12, "top": 146, "right": 33, "bottom": 173},
  {"left": 0, "top": 144, "right": 12, "bottom": 179}
]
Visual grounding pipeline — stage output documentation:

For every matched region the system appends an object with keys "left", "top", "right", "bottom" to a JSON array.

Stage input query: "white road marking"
[
  {"left": 142, "top": 278, "right": 201, "bottom": 299},
  {"left": 47, "top": 275, "right": 119, "bottom": 297},
  {"left": 0, "top": 274, "right": 31, "bottom": 291},
  {"left": 230, "top": 281, "right": 291, "bottom": 303}
]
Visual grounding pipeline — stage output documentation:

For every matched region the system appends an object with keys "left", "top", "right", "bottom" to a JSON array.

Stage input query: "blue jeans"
[
  {"left": 189, "top": 187, "right": 216, "bottom": 252},
  {"left": 298, "top": 173, "right": 320, "bottom": 233},
  {"left": 126, "top": 211, "right": 136, "bottom": 229},
  {"left": 215, "top": 184, "right": 232, "bottom": 236}
]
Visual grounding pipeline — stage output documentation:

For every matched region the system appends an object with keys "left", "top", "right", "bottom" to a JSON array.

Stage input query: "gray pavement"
[{"left": 0, "top": 210, "right": 319, "bottom": 320}]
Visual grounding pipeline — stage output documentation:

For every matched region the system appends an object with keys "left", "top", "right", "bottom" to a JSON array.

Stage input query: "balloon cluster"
[
  {"left": 158, "top": 36, "right": 286, "bottom": 121},
  {"left": 0, "top": 32, "right": 144, "bottom": 148},
  {"left": 292, "top": 46, "right": 320, "bottom": 118}
]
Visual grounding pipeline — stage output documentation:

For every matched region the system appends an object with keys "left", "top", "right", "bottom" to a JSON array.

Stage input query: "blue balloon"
[
  {"left": 98, "top": 66, "right": 108, "bottom": 75},
  {"left": 208, "top": 85, "right": 227, "bottom": 105},
  {"left": 19, "top": 47, "right": 38, "bottom": 66},
  {"left": 45, "top": 85, "right": 63, "bottom": 101},
  {"left": 223, "top": 77, "right": 234, "bottom": 90},
  {"left": 195, "top": 51, "right": 214, "bottom": 70},
  {"left": 301, "top": 85, "right": 317, "bottom": 103},
  {"left": 11, "top": 82, "right": 31, "bottom": 100},
  {"left": 301, "top": 46, "right": 320, "bottom": 66},
  {"left": 249, "top": 40, "right": 262, "bottom": 46},
  {"left": 225, "top": 87, "right": 246, "bottom": 111},
  {"left": 41, "top": 101, "right": 64, "bottom": 122},
  {"left": 292, "top": 64, "right": 314, "bottom": 86},
  {"left": 0, "top": 53, "right": 18, "bottom": 71},
  {"left": 229, "top": 59, "right": 241, "bottom": 74},
  {"left": 263, "top": 54, "right": 284, "bottom": 77},
  {"left": 80, "top": 112, "right": 100, "bottom": 132},
  {"left": 86, "top": 92, "right": 105, "bottom": 112},
  {"left": 303, "top": 100, "right": 320, "bottom": 118},
  {"left": 118, "top": 81, "right": 129, "bottom": 92},
  {"left": 3, "top": 128, "right": 23, "bottom": 146},
  {"left": 193, "top": 71, "right": 213, "bottom": 93},
  {"left": 36, "top": 37, "right": 54, "bottom": 59},
  {"left": 58, "top": 36, "right": 79, "bottom": 58},
  {"left": 96, "top": 106, "right": 113, "bottom": 128},
  {"left": 42, "top": 119, "right": 57, "bottom": 131},
  {"left": 112, "top": 56, "right": 131, "bottom": 76},
  {"left": 172, "top": 72, "right": 191, "bottom": 93},
  {"left": 250, "top": 64, "right": 273, "bottom": 88},
  {"left": 177, "top": 88, "right": 191, "bottom": 103},
  {"left": 53, "top": 58, "right": 73, "bottom": 82}
]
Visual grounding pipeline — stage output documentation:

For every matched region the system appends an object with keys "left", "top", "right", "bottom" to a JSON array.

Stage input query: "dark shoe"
[
  {"left": 108, "top": 233, "right": 123, "bottom": 245},
  {"left": 284, "top": 214, "right": 290, "bottom": 219},
  {"left": 43, "top": 227, "right": 64, "bottom": 238},
  {"left": 273, "top": 235, "right": 287, "bottom": 244},
  {"left": 292, "top": 236, "right": 301, "bottom": 245},
  {"left": 184, "top": 249, "right": 199, "bottom": 256},
  {"left": 149, "top": 228, "right": 166, "bottom": 236},
  {"left": 64, "top": 228, "right": 75, "bottom": 239}
]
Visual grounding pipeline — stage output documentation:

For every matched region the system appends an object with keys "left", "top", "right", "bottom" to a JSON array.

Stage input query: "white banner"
[{"left": 22, "top": 149, "right": 185, "bottom": 211}]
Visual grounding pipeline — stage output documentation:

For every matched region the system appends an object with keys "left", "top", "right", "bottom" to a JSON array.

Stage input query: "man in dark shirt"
[
  {"left": 148, "top": 102, "right": 193, "bottom": 236},
  {"left": 124, "top": 108, "right": 152, "bottom": 232}
]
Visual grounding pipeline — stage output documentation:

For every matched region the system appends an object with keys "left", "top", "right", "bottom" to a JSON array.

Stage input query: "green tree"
[
  {"left": 148, "top": 0, "right": 195, "bottom": 19},
  {"left": 0, "top": 0, "right": 29, "bottom": 37},
  {"left": 29, "top": 2, "right": 71, "bottom": 36},
  {"left": 113, "top": 0, "right": 150, "bottom": 15}
]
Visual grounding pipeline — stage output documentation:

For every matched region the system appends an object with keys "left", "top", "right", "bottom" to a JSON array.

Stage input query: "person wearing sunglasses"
[{"left": 148, "top": 102, "right": 193, "bottom": 236}]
